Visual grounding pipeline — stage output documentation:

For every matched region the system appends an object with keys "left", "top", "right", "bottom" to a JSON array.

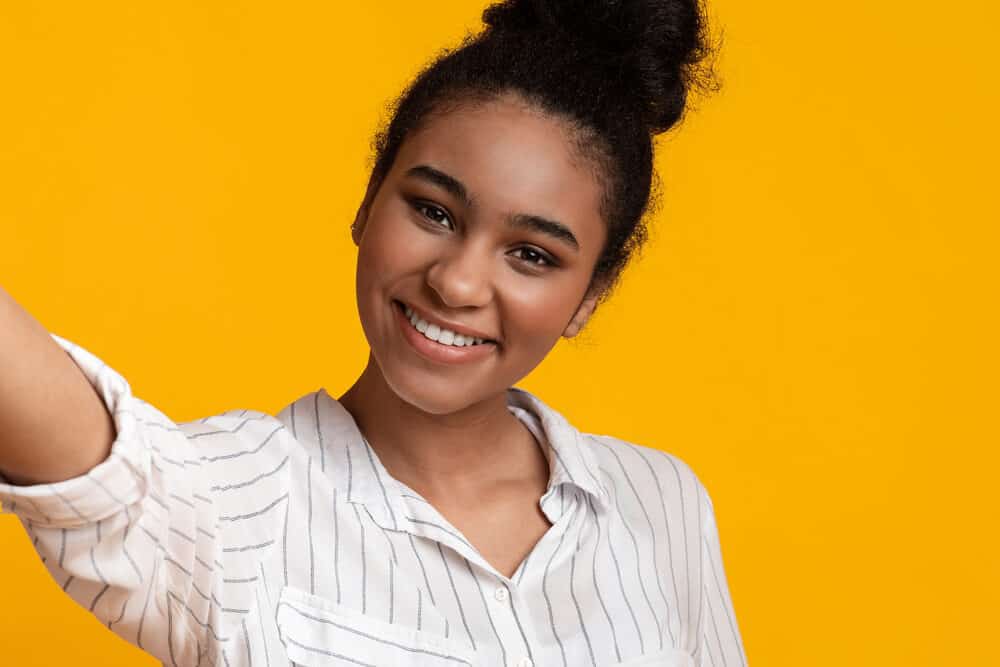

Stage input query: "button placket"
[{"left": 490, "top": 579, "right": 536, "bottom": 667}]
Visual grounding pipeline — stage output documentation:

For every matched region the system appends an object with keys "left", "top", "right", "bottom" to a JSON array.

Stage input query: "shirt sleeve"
[
  {"left": 0, "top": 333, "right": 259, "bottom": 666},
  {"left": 695, "top": 482, "right": 748, "bottom": 666}
]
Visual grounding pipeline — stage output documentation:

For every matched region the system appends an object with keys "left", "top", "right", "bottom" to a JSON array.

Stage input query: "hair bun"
[
  {"left": 483, "top": 0, "right": 631, "bottom": 52},
  {"left": 481, "top": 0, "right": 718, "bottom": 134}
]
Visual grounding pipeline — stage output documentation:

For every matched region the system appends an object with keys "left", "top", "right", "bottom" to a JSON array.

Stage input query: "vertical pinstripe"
[
  {"left": 542, "top": 518, "right": 571, "bottom": 666},
  {"left": 254, "top": 586, "right": 271, "bottom": 667},
  {"left": 601, "top": 468, "right": 664, "bottom": 650},
  {"left": 167, "top": 583, "right": 179, "bottom": 667},
  {"left": 388, "top": 554, "right": 395, "bottom": 624},
  {"left": 662, "top": 450, "right": 694, "bottom": 633},
  {"left": 241, "top": 617, "right": 253, "bottom": 667},
  {"left": 463, "top": 557, "right": 507, "bottom": 665},
  {"left": 282, "top": 494, "right": 290, "bottom": 588},
  {"left": 437, "top": 541, "right": 476, "bottom": 650},
  {"left": 353, "top": 503, "right": 367, "bottom": 614},
  {"left": 507, "top": 591, "right": 535, "bottom": 664},
  {"left": 694, "top": 478, "right": 707, "bottom": 657},
  {"left": 585, "top": 494, "right": 622, "bottom": 662},
  {"left": 88, "top": 546, "right": 110, "bottom": 611},
  {"left": 313, "top": 392, "right": 325, "bottom": 474},
  {"left": 333, "top": 493, "right": 341, "bottom": 603},
  {"left": 306, "top": 460, "right": 314, "bottom": 595},
  {"left": 601, "top": 469, "right": 647, "bottom": 654},
  {"left": 416, "top": 585, "right": 423, "bottom": 630},
  {"left": 623, "top": 444, "right": 683, "bottom": 644},
  {"left": 408, "top": 533, "right": 436, "bottom": 606},
  {"left": 570, "top": 531, "right": 597, "bottom": 667},
  {"left": 345, "top": 431, "right": 354, "bottom": 500},
  {"left": 0, "top": 334, "right": 746, "bottom": 666},
  {"left": 362, "top": 437, "right": 398, "bottom": 531}
]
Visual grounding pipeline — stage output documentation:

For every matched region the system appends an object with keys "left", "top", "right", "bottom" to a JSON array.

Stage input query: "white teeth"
[{"left": 403, "top": 303, "right": 489, "bottom": 348}]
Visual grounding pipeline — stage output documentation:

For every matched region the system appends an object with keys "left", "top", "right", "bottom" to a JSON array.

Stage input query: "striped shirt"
[{"left": 0, "top": 333, "right": 746, "bottom": 667}]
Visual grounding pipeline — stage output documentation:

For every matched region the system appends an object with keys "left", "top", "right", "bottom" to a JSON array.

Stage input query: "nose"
[{"left": 425, "top": 243, "right": 493, "bottom": 309}]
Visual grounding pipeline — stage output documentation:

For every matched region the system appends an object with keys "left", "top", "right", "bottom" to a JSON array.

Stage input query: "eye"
[
  {"left": 411, "top": 200, "right": 453, "bottom": 229},
  {"left": 510, "top": 246, "right": 556, "bottom": 268}
]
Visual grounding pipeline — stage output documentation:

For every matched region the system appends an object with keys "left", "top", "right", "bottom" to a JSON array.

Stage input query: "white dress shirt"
[{"left": 0, "top": 334, "right": 746, "bottom": 667}]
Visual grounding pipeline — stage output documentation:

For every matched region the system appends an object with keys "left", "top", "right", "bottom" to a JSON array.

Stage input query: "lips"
[
  {"left": 392, "top": 299, "right": 499, "bottom": 365},
  {"left": 393, "top": 300, "right": 498, "bottom": 344}
]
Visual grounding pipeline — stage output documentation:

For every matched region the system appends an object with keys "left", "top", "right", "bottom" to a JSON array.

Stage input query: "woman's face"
[{"left": 352, "top": 95, "right": 608, "bottom": 415}]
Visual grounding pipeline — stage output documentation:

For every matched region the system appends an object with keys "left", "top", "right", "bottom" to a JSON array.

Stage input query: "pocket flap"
[
  {"left": 617, "top": 648, "right": 696, "bottom": 667},
  {"left": 276, "top": 584, "right": 478, "bottom": 667}
]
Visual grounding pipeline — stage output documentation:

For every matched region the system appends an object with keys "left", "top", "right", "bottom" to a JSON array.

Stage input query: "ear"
[
  {"left": 562, "top": 285, "right": 604, "bottom": 338},
  {"left": 351, "top": 173, "right": 382, "bottom": 246}
]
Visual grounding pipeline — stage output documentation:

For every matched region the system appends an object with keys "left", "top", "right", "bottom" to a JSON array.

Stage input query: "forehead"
[{"left": 392, "top": 97, "right": 606, "bottom": 239}]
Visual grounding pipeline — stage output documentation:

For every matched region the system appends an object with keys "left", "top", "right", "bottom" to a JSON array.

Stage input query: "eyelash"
[
  {"left": 409, "top": 200, "right": 558, "bottom": 269},
  {"left": 413, "top": 201, "right": 452, "bottom": 228}
]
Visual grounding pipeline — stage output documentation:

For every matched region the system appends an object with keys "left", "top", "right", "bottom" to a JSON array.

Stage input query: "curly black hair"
[{"left": 367, "top": 0, "right": 720, "bottom": 305}]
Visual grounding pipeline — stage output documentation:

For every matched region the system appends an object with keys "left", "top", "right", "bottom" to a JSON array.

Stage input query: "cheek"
[
  {"left": 501, "top": 278, "right": 584, "bottom": 341},
  {"left": 357, "top": 209, "right": 430, "bottom": 287}
]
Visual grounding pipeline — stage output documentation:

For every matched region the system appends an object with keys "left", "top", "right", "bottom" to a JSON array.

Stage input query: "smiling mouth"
[{"left": 393, "top": 300, "right": 497, "bottom": 348}]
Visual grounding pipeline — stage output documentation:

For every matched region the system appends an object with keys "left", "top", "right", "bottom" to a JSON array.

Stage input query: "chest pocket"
[
  {"left": 616, "top": 648, "right": 695, "bottom": 667},
  {"left": 276, "top": 584, "right": 479, "bottom": 667}
]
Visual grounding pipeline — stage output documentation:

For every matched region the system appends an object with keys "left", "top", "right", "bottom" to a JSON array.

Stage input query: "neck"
[{"left": 337, "top": 355, "right": 549, "bottom": 500}]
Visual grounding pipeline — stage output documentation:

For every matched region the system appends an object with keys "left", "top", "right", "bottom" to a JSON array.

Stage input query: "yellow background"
[{"left": 1, "top": 1, "right": 996, "bottom": 665}]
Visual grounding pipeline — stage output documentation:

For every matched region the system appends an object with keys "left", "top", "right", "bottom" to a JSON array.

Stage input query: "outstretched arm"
[
  {"left": 0, "top": 286, "right": 291, "bottom": 666},
  {"left": 0, "top": 285, "right": 115, "bottom": 485}
]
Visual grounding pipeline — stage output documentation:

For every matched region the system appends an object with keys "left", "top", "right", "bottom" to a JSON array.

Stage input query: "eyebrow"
[
  {"left": 404, "top": 164, "right": 580, "bottom": 251},
  {"left": 405, "top": 165, "right": 472, "bottom": 207},
  {"left": 506, "top": 213, "right": 580, "bottom": 251}
]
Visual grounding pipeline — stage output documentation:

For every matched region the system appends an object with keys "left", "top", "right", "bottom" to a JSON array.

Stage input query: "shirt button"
[
  {"left": 514, "top": 658, "right": 533, "bottom": 667},
  {"left": 494, "top": 586, "right": 509, "bottom": 602}
]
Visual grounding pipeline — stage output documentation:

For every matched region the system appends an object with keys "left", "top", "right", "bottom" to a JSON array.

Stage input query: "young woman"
[{"left": 0, "top": 1, "right": 745, "bottom": 665}]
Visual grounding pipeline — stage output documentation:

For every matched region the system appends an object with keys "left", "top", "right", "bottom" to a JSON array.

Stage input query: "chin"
[{"left": 378, "top": 362, "right": 498, "bottom": 416}]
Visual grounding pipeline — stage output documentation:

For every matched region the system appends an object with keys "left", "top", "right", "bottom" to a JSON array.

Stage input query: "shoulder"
[
  {"left": 584, "top": 432, "right": 706, "bottom": 490},
  {"left": 511, "top": 387, "right": 707, "bottom": 497},
  {"left": 177, "top": 407, "right": 288, "bottom": 445},
  {"left": 128, "top": 397, "right": 296, "bottom": 466},
  {"left": 579, "top": 431, "right": 712, "bottom": 516}
]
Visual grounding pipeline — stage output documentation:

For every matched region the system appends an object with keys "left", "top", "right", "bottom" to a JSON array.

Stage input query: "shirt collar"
[
  {"left": 275, "top": 386, "right": 611, "bottom": 515},
  {"left": 504, "top": 387, "right": 610, "bottom": 511}
]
